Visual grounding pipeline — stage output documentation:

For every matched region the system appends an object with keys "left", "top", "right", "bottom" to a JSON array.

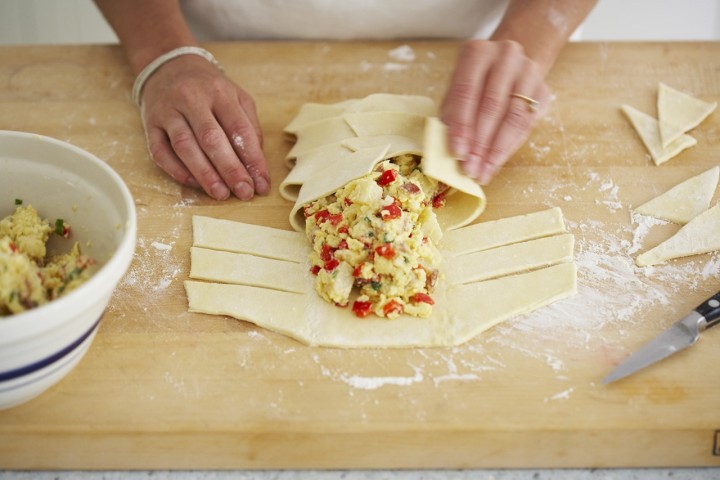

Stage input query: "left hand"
[{"left": 441, "top": 39, "right": 552, "bottom": 185}]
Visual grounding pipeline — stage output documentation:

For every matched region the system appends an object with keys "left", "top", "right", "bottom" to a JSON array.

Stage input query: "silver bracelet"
[{"left": 131, "top": 46, "right": 222, "bottom": 107}]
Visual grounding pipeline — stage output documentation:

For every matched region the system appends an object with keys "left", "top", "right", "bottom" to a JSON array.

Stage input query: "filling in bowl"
[{"left": 0, "top": 202, "right": 96, "bottom": 316}]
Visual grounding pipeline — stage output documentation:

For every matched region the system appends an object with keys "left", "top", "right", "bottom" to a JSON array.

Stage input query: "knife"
[{"left": 602, "top": 290, "right": 720, "bottom": 384}]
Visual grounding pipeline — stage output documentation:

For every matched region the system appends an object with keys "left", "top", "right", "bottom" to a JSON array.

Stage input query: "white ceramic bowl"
[{"left": 0, "top": 131, "right": 136, "bottom": 410}]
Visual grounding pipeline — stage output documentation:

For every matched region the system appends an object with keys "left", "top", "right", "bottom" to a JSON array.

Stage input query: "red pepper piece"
[
  {"left": 375, "top": 244, "right": 395, "bottom": 259},
  {"left": 310, "top": 265, "right": 321, "bottom": 275},
  {"left": 380, "top": 201, "right": 402, "bottom": 220},
  {"left": 411, "top": 293, "right": 434, "bottom": 305},
  {"left": 324, "top": 258, "right": 340, "bottom": 271},
  {"left": 382, "top": 299, "right": 404, "bottom": 317},
  {"left": 431, "top": 192, "right": 446, "bottom": 209},
  {"left": 352, "top": 300, "right": 373, "bottom": 318},
  {"left": 315, "top": 209, "right": 330, "bottom": 223},
  {"left": 320, "top": 243, "right": 334, "bottom": 262},
  {"left": 377, "top": 169, "right": 397, "bottom": 186}
]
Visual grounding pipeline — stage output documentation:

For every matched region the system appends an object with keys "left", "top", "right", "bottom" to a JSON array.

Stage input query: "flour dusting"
[{"left": 387, "top": 45, "right": 416, "bottom": 62}]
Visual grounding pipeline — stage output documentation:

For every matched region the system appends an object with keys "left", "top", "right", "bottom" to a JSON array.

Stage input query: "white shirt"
[{"left": 180, "top": 0, "right": 508, "bottom": 41}]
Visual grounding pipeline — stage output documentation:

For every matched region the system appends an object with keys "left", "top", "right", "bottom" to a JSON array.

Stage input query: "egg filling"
[
  {"left": 303, "top": 155, "right": 447, "bottom": 319},
  {"left": 0, "top": 203, "right": 96, "bottom": 316}
]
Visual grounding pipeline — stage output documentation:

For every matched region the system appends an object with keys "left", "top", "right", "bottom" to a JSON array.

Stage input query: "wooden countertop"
[{"left": 0, "top": 41, "right": 719, "bottom": 469}]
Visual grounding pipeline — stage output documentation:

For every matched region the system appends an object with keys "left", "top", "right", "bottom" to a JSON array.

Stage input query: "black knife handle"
[{"left": 695, "top": 291, "right": 720, "bottom": 329}]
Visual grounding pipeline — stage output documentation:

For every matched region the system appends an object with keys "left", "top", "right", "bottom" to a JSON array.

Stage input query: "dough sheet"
[{"left": 186, "top": 209, "right": 577, "bottom": 348}]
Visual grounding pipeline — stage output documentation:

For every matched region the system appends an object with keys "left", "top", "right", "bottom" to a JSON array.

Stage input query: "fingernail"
[
  {"left": 477, "top": 164, "right": 495, "bottom": 186},
  {"left": 188, "top": 177, "right": 200, "bottom": 188},
  {"left": 254, "top": 176, "right": 270, "bottom": 195},
  {"left": 210, "top": 182, "right": 230, "bottom": 200},
  {"left": 451, "top": 140, "right": 469, "bottom": 159},
  {"left": 233, "top": 181, "right": 254, "bottom": 201},
  {"left": 464, "top": 153, "right": 481, "bottom": 177}
]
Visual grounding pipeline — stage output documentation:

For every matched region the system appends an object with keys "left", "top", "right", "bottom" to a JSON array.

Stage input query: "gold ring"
[{"left": 510, "top": 93, "right": 539, "bottom": 112}]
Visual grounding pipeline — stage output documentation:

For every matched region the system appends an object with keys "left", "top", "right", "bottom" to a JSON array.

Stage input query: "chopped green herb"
[
  {"left": 371, "top": 281, "right": 382, "bottom": 291},
  {"left": 14, "top": 198, "right": 22, "bottom": 205},
  {"left": 55, "top": 218, "right": 65, "bottom": 236}
]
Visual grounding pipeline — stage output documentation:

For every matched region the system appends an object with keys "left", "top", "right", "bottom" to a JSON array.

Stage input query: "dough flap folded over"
[{"left": 280, "top": 94, "right": 486, "bottom": 232}]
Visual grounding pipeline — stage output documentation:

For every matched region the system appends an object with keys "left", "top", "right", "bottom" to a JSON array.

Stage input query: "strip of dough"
[
  {"left": 283, "top": 94, "right": 435, "bottom": 135},
  {"left": 621, "top": 104, "right": 697, "bottom": 165},
  {"left": 658, "top": 82, "right": 717, "bottom": 148},
  {"left": 192, "top": 216, "right": 308, "bottom": 262},
  {"left": 422, "top": 117, "right": 486, "bottom": 230},
  {"left": 636, "top": 203, "right": 720, "bottom": 266},
  {"left": 442, "top": 207, "right": 566, "bottom": 257},
  {"left": 286, "top": 116, "right": 355, "bottom": 160},
  {"left": 444, "top": 233, "right": 575, "bottom": 285},
  {"left": 634, "top": 166, "right": 719, "bottom": 224},
  {"left": 283, "top": 103, "right": 347, "bottom": 136},
  {"left": 190, "top": 247, "right": 308, "bottom": 294},
  {"left": 279, "top": 143, "right": 356, "bottom": 201},
  {"left": 344, "top": 111, "right": 426, "bottom": 142},
  {"left": 447, "top": 262, "right": 577, "bottom": 346}
]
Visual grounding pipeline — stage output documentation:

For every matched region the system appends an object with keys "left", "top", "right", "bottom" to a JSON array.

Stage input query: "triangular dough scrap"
[
  {"left": 658, "top": 82, "right": 717, "bottom": 148},
  {"left": 635, "top": 166, "right": 719, "bottom": 224},
  {"left": 423, "top": 117, "right": 486, "bottom": 230},
  {"left": 636, "top": 203, "right": 720, "bottom": 266},
  {"left": 621, "top": 104, "right": 697, "bottom": 165}
]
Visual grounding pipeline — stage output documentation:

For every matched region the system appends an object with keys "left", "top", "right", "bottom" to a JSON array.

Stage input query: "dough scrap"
[
  {"left": 186, "top": 209, "right": 577, "bottom": 348},
  {"left": 634, "top": 166, "right": 719, "bottom": 224},
  {"left": 621, "top": 104, "right": 697, "bottom": 166},
  {"left": 636, "top": 203, "right": 720, "bottom": 267},
  {"left": 658, "top": 82, "right": 717, "bottom": 148}
]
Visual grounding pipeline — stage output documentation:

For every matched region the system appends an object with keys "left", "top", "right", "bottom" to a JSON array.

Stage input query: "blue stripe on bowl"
[{"left": 0, "top": 317, "right": 101, "bottom": 383}]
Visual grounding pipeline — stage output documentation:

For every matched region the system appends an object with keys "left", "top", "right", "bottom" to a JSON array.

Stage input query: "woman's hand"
[
  {"left": 139, "top": 55, "right": 270, "bottom": 200},
  {"left": 441, "top": 39, "right": 552, "bottom": 185}
]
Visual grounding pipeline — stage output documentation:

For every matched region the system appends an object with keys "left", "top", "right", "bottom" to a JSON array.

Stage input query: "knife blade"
[{"left": 602, "top": 290, "right": 720, "bottom": 384}]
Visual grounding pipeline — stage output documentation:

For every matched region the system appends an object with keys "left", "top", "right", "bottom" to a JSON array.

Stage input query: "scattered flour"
[
  {"left": 387, "top": 45, "right": 416, "bottom": 62},
  {"left": 307, "top": 166, "right": 720, "bottom": 398}
]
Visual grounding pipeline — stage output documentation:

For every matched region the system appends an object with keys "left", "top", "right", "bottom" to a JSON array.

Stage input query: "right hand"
[{"left": 138, "top": 54, "right": 270, "bottom": 200}]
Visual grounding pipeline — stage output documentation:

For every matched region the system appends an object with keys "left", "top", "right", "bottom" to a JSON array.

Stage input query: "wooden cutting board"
[{"left": 0, "top": 41, "right": 719, "bottom": 469}]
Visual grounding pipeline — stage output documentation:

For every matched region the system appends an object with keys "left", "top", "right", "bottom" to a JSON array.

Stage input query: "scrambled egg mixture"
[
  {"left": 304, "top": 155, "right": 447, "bottom": 319},
  {"left": 0, "top": 203, "right": 95, "bottom": 317}
]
